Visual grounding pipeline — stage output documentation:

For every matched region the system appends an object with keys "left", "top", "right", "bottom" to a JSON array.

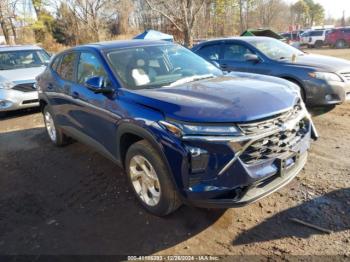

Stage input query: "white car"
[
  {"left": 0, "top": 45, "right": 50, "bottom": 116},
  {"left": 300, "top": 29, "right": 330, "bottom": 48}
]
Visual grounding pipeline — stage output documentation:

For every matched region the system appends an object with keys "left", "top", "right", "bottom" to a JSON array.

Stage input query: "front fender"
[{"left": 116, "top": 121, "right": 188, "bottom": 193}]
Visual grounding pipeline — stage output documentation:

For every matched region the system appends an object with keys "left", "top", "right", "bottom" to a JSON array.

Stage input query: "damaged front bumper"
[{"left": 180, "top": 106, "right": 316, "bottom": 208}]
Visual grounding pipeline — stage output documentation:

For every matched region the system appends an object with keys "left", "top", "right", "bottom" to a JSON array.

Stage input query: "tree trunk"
[
  {"left": 0, "top": 21, "right": 10, "bottom": 44},
  {"left": 184, "top": 28, "right": 193, "bottom": 47},
  {"left": 9, "top": 17, "right": 16, "bottom": 44},
  {"left": 239, "top": 0, "right": 244, "bottom": 33}
]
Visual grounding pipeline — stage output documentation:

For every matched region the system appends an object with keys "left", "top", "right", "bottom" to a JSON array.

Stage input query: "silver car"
[{"left": 0, "top": 45, "right": 50, "bottom": 115}]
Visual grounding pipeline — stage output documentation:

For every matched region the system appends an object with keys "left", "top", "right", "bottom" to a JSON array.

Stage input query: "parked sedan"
[
  {"left": 0, "top": 45, "right": 50, "bottom": 116},
  {"left": 192, "top": 37, "right": 350, "bottom": 106},
  {"left": 37, "top": 40, "right": 316, "bottom": 216}
]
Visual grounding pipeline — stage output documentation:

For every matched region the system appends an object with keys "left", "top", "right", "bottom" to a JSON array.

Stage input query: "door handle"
[{"left": 72, "top": 91, "right": 80, "bottom": 99}]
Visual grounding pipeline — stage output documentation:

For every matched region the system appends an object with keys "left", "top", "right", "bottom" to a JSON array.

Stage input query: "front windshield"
[
  {"left": 248, "top": 38, "right": 304, "bottom": 60},
  {"left": 106, "top": 44, "right": 222, "bottom": 90},
  {"left": 0, "top": 50, "right": 50, "bottom": 70}
]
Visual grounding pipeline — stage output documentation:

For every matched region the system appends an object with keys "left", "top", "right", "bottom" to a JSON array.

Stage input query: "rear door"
[{"left": 49, "top": 52, "right": 79, "bottom": 128}]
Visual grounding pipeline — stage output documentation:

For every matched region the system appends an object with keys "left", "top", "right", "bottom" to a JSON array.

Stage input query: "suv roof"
[
  {"left": 70, "top": 40, "right": 171, "bottom": 51},
  {"left": 0, "top": 45, "right": 43, "bottom": 52}
]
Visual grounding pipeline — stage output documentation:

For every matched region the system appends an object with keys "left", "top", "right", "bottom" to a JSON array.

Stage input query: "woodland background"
[{"left": 0, "top": 0, "right": 349, "bottom": 50}]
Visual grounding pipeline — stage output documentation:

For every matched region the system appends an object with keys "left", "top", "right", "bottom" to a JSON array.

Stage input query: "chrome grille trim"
[
  {"left": 238, "top": 102, "right": 302, "bottom": 135},
  {"left": 240, "top": 118, "right": 309, "bottom": 165},
  {"left": 217, "top": 110, "right": 308, "bottom": 175}
]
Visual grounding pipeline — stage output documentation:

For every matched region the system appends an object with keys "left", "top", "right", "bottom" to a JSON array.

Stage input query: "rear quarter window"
[
  {"left": 56, "top": 52, "right": 78, "bottom": 81},
  {"left": 51, "top": 55, "right": 61, "bottom": 72}
]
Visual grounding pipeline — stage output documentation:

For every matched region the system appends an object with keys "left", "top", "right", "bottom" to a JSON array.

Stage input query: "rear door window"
[
  {"left": 57, "top": 52, "right": 78, "bottom": 81},
  {"left": 310, "top": 31, "right": 323, "bottom": 36}
]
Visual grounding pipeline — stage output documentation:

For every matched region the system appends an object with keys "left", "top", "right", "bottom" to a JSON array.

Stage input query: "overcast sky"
[{"left": 285, "top": 0, "right": 350, "bottom": 18}]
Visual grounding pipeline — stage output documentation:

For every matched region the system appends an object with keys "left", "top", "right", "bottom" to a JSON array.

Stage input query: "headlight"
[
  {"left": 309, "top": 72, "right": 343, "bottom": 82},
  {"left": 159, "top": 121, "right": 241, "bottom": 137},
  {"left": 0, "top": 80, "right": 15, "bottom": 89}
]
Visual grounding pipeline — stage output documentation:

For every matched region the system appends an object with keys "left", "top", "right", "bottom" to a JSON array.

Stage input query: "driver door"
[
  {"left": 69, "top": 51, "right": 120, "bottom": 160},
  {"left": 220, "top": 42, "right": 272, "bottom": 75}
]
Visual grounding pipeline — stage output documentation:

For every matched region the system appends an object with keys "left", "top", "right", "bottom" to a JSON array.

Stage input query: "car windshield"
[
  {"left": 106, "top": 44, "right": 222, "bottom": 90},
  {"left": 248, "top": 38, "right": 304, "bottom": 60},
  {"left": 0, "top": 50, "right": 50, "bottom": 70}
]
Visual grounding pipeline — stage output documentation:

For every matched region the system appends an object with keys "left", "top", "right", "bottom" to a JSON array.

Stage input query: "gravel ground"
[{"left": 0, "top": 49, "right": 349, "bottom": 257}]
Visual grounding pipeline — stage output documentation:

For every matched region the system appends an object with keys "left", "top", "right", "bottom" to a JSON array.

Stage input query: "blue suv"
[{"left": 37, "top": 40, "right": 316, "bottom": 216}]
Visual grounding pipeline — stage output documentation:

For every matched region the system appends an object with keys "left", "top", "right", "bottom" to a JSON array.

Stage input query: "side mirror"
[
  {"left": 85, "top": 76, "right": 113, "bottom": 94},
  {"left": 244, "top": 54, "right": 260, "bottom": 63}
]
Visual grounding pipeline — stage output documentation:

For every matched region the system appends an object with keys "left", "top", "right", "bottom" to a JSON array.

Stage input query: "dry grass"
[{"left": 307, "top": 48, "right": 350, "bottom": 60}]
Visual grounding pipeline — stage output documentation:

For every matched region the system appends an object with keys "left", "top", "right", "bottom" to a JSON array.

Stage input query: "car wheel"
[
  {"left": 0, "top": 112, "right": 6, "bottom": 118},
  {"left": 335, "top": 40, "right": 347, "bottom": 49},
  {"left": 43, "top": 106, "right": 69, "bottom": 146},
  {"left": 125, "top": 140, "right": 181, "bottom": 216},
  {"left": 314, "top": 40, "right": 323, "bottom": 49}
]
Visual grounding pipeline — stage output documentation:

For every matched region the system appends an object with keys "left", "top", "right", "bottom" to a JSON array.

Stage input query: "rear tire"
[
  {"left": 335, "top": 40, "right": 347, "bottom": 49},
  {"left": 314, "top": 40, "right": 323, "bottom": 49},
  {"left": 125, "top": 140, "right": 182, "bottom": 216},
  {"left": 43, "top": 106, "right": 69, "bottom": 146}
]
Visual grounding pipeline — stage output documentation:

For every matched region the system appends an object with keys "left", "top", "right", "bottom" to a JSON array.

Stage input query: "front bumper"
[
  {"left": 304, "top": 78, "right": 350, "bottom": 106},
  {"left": 0, "top": 89, "right": 39, "bottom": 112},
  {"left": 174, "top": 109, "right": 312, "bottom": 208},
  {"left": 186, "top": 151, "right": 308, "bottom": 208}
]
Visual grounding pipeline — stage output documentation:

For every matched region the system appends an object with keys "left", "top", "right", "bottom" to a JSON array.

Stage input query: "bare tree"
[
  {"left": 144, "top": 0, "right": 206, "bottom": 47},
  {"left": 64, "top": 0, "right": 119, "bottom": 41},
  {"left": 0, "top": 0, "right": 18, "bottom": 44}
]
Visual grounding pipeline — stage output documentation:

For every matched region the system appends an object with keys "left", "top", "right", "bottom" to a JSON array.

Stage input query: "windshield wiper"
[{"left": 165, "top": 74, "right": 215, "bottom": 87}]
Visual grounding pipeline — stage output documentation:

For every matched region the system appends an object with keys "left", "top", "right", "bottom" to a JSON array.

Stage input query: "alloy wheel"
[
  {"left": 129, "top": 155, "right": 161, "bottom": 206},
  {"left": 44, "top": 111, "right": 57, "bottom": 142}
]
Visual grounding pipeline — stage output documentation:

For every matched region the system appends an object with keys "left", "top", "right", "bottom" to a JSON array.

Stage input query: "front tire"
[
  {"left": 43, "top": 106, "right": 69, "bottom": 146},
  {"left": 125, "top": 140, "right": 181, "bottom": 216}
]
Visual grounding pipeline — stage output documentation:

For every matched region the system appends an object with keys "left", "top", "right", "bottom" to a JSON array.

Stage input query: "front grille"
[
  {"left": 237, "top": 100, "right": 308, "bottom": 165},
  {"left": 341, "top": 72, "right": 350, "bottom": 81},
  {"left": 238, "top": 101, "right": 302, "bottom": 135},
  {"left": 240, "top": 118, "right": 309, "bottom": 165},
  {"left": 12, "top": 83, "right": 36, "bottom": 92}
]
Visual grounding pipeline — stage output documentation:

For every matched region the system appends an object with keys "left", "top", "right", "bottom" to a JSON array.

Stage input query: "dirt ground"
[{"left": 0, "top": 49, "right": 349, "bottom": 257}]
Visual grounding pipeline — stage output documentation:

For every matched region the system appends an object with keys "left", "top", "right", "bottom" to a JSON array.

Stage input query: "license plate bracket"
[{"left": 277, "top": 153, "right": 299, "bottom": 177}]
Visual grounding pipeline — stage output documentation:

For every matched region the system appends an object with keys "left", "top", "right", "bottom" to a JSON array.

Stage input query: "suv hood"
[
  {"left": 124, "top": 76, "right": 299, "bottom": 123},
  {"left": 0, "top": 66, "right": 46, "bottom": 83},
  {"left": 281, "top": 53, "right": 350, "bottom": 72}
]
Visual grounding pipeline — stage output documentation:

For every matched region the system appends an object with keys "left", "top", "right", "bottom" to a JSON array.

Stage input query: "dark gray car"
[{"left": 192, "top": 37, "right": 350, "bottom": 106}]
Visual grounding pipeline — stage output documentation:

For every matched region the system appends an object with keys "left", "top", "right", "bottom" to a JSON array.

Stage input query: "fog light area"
[
  {"left": 187, "top": 146, "right": 209, "bottom": 174},
  {"left": 0, "top": 100, "right": 12, "bottom": 109}
]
